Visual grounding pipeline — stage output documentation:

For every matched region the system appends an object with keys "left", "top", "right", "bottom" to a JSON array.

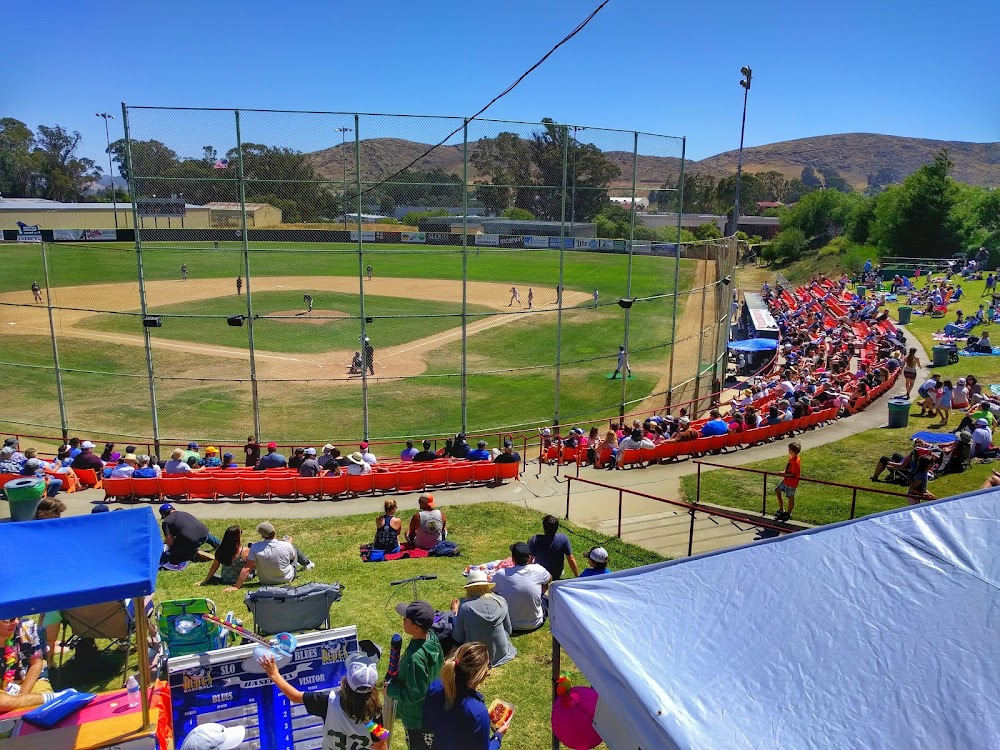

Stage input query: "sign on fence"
[
  {"left": 400, "top": 231, "right": 426, "bottom": 243},
  {"left": 474, "top": 233, "right": 500, "bottom": 246},
  {"left": 137, "top": 197, "right": 186, "bottom": 217}
]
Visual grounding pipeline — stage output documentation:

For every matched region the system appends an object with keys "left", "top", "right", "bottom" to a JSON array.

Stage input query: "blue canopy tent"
[
  {"left": 0, "top": 508, "right": 161, "bottom": 727},
  {"left": 727, "top": 337, "right": 779, "bottom": 352},
  {"left": 549, "top": 488, "right": 1000, "bottom": 749}
]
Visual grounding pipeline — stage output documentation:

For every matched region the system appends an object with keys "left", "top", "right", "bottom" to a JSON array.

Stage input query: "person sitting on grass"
[
  {"left": 491, "top": 542, "right": 551, "bottom": 633},
  {"left": 407, "top": 493, "right": 447, "bottom": 550},
  {"left": 160, "top": 504, "right": 218, "bottom": 566},
  {"left": 907, "top": 455, "right": 936, "bottom": 504},
  {"left": 226, "top": 521, "right": 314, "bottom": 591},
  {"left": 774, "top": 441, "right": 801, "bottom": 522},
  {"left": 258, "top": 651, "right": 388, "bottom": 750},
  {"left": 527, "top": 515, "right": 579, "bottom": 581},
  {"left": 578, "top": 546, "right": 611, "bottom": 578},
  {"left": 373, "top": 499, "right": 403, "bottom": 554},
  {"left": 196, "top": 525, "right": 253, "bottom": 587},
  {"left": 449, "top": 570, "right": 516, "bottom": 668}
]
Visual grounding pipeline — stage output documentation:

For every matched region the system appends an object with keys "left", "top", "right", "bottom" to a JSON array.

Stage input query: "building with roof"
[{"left": 416, "top": 216, "right": 597, "bottom": 238}]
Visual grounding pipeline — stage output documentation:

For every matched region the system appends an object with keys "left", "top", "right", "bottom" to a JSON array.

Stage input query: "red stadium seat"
[
  {"left": 186, "top": 477, "right": 217, "bottom": 500},
  {"left": 130, "top": 477, "right": 161, "bottom": 501},
  {"left": 268, "top": 476, "right": 296, "bottom": 500},
  {"left": 294, "top": 476, "right": 323, "bottom": 500},
  {"left": 446, "top": 463, "right": 474, "bottom": 487},
  {"left": 396, "top": 469, "right": 425, "bottom": 493},
  {"left": 239, "top": 475, "right": 269, "bottom": 500},
  {"left": 373, "top": 471, "right": 398, "bottom": 495},
  {"left": 73, "top": 468, "right": 102, "bottom": 490},
  {"left": 472, "top": 461, "right": 498, "bottom": 485},
  {"left": 102, "top": 477, "right": 133, "bottom": 502},
  {"left": 320, "top": 473, "right": 347, "bottom": 499},
  {"left": 213, "top": 475, "right": 243, "bottom": 501},
  {"left": 158, "top": 476, "right": 188, "bottom": 500},
  {"left": 496, "top": 461, "right": 520, "bottom": 483},
  {"left": 347, "top": 473, "right": 374, "bottom": 496},
  {"left": 618, "top": 449, "right": 642, "bottom": 468},
  {"left": 423, "top": 464, "right": 448, "bottom": 488}
]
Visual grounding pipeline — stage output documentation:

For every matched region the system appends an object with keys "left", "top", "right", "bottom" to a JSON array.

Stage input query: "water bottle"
[{"left": 126, "top": 675, "right": 140, "bottom": 708}]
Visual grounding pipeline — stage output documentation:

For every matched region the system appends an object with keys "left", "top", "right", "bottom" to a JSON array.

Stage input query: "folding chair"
[{"left": 156, "top": 598, "right": 228, "bottom": 658}]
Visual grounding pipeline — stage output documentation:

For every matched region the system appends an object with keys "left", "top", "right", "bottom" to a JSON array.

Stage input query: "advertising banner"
[
  {"left": 400, "top": 232, "right": 426, "bottom": 244},
  {"left": 499, "top": 235, "right": 522, "bottom": 247},
  {"left": 52, "top": 230, "right": 84, "bottom": 241},
  {"left": 84, "top": 229, "right": 118, "bottom": 241},
  {"left": 169, "top": 626, "right": 358, "bottom": 750},
  {"left": 547, "top": 237, "right": 573, "bottom": 249},
  {"left": 16, "top": 222, "right": 42, "bottom": 243},
  {"left": 474, "top": 233, "right": 499, "bottom": 246},
  {"left": 349, "top": 230, "right": 377, "bottom": 242},
  {"left": 425, "top": 232, "right": 450, "bottom": 244},
  {"left": 522, "top": 236, "right": 549, "bottom": 248},
  {"left": 599, "top": 239, "right": 615, "bottom": 250},
  {"left": 575, "top": 238, "right": 599, "bottom": 250}
]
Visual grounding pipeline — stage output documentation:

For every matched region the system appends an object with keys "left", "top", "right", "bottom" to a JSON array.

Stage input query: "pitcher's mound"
[{"left": 268, "top": 309, "right": 350, "bottom": 324}]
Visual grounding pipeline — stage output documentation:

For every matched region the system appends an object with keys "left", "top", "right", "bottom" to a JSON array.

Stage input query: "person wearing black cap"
[
  {"left": 159, "top": 504, "right": 217, "bottom": 565},
  {"left": 491, "top": 542, "right": 552, "bottom": 632},
  {"left": 411, "top": 440, "right": 438, "bottom": 463},
  {"left": 449, "top": 433, "right": 470, "bottom": 459},
  {"left": 387, "top": 600, "right": 444, "bottom": 750},
  {"left": 493, "top": 441, "right": 521, "bottom": 464}
]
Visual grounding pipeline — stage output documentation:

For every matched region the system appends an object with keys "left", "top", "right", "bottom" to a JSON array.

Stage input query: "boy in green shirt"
[{"left": 386, "top": 600, "right": 444, "bottom": 750}]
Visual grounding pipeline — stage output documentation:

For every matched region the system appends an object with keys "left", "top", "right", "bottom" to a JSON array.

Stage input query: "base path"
[{"left": 0, "top": 277, "right": 589, "bottom": 380}]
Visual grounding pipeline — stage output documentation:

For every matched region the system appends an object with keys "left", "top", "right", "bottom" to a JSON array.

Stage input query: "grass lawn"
[
  {"left": 77, "top": 291, "right": 495, "bottom": 354},
  {"left": 46, "top": 502, "right": 665, "bottom": 750}
]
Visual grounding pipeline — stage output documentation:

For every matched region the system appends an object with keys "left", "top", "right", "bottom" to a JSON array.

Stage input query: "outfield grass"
[
  {"left": 77, "top": 291, "right": 495, "bottom": 354},
  {"left": 49, "top": 502, "right": 665, "bottom": 750}
]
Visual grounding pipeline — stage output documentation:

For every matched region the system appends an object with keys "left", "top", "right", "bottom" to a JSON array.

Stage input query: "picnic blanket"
[
  {"left": 932, "top": 333, "right": 968, "bottom": 343},
  {"left": 910, "top": 431, "right": 958, "bottom": 445},
  {"left": 959, "top": 347, "right": 1000, "bottom": 357},
  {"left": 359, "top": 543, "right": 429, "bottom": 562},
  {"left": 464, "top": 557, "right": 515, "bottom": 581},
  {"left": 989, "top": 384, "right": 1000, "bottom": 396}
]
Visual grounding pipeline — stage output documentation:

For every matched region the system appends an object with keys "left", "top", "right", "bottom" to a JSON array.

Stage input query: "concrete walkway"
[{"left": 4, "top": 331, "right": 925, "bottom": 562}]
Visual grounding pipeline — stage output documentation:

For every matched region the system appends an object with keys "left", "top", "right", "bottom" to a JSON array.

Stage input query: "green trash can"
[
  {"left": 932, "top": 345, "right": 950, "bottom": 368},
  {"left": 2, "top": 477, "right": 45, "bottom": 522},
  {"left": 857, "top": 285, "right": 867, "bottom": 298},
  {"left": 887, "top": 397, "right": 911, "bottom": 429},
  {"left": 898, "top": 305, "right": 912, "bottom": 324}
]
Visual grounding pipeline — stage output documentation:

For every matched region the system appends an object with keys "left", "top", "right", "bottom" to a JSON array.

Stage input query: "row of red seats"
[{"left": 101, "top": 461, "right": 520, "bottom": 502}]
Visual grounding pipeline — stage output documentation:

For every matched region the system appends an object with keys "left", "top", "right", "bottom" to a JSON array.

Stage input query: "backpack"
[{"left": 429, "top": 540, "right": 460, "bottom": 557}]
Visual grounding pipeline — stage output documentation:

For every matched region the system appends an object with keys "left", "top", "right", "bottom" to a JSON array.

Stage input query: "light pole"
[
  {"left": 731, "top": 66, "right": 752, "bottom": 237},
  {"left": 337, "top": 126, "right": 352, "bottom": 228},
  {"left": 96, "top": 112, "right": 118, "bottom": 229},
  {"left": 569, "top": 125, "right": 585, "bottom": 236}
]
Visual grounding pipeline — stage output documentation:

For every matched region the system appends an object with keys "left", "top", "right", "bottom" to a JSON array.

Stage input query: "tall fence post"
[
  {"left": 693, "top": 266, "right": 709, "bottom": 413},
  {"left": 40, "top": 242, "right": 68, "bottom": 441},
  {"left": 617, "top": 488, "right": 623, "bottom": 538},
  {"left": 564, "top": 476, "right": 571, "bottom": 520},
  {"left": 553, "top": 125, "right": 569, "bottom": 429},
  {"left": 687, "top": 504, "right": 697, "bottom": 557},
  {"left": 354, "top": 115, "right": 370, "bottom": 439},
  {"left": 850, "top": 488, "right": 858, "bottom": 519},
  {"left": 665, "top": 137, "right": 686, "bottom": 410},
  {"left": 619, "top": 131, "right": 639, "bottom": 418},
  {"left": 122, "top": 102, "right": 161, "bottom": 455},
  {"left": 461, "top": 119, "right": 469, "bottom": 434},
  {"left": 234, "top": 110, "right": 262, "bottom": 441},
  {"left": 761, "top": 473, "right": 768, "bottom": 516}
]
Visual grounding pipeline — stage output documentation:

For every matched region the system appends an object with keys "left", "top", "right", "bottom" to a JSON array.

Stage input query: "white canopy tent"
[{"left": 550, "top": 488, "right": 1000, "bottom": 749}]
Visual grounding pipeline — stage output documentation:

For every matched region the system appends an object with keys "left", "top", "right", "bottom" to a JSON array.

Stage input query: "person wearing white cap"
[
  {"left": 70, "top": 440, "right": 104, "bottom": 472},
  {"left": 180, "top": 723, "right": 245, "bottom": 750},
  {"left": 258, "top": 651, "right": 388, "bottom": 749},
  {"left": 971, "top": 418, "right": 996, "bottom": 459},
  {"left": 579, "top": 547, "right": 611, "bottom": 578},
  {"left": 449, "top": 569, "right": 516, "bottom": 668},
  {"left": 297, "top": 448, "right": 322, "bottom": 478}
]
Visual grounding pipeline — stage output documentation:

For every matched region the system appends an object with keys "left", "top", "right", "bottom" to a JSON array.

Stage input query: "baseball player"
[
  {"left": 509, "top": 286, "right": 521, "bottom": 307},
  {"left": 31, "top": 282, "right": 42, "bottom": 303},
  {"left": 611, "top": 345, "right": 631, "bottom": 379},
  {"left": 303, "top": 293, "right": 313, "bottom": 313},
  {"left": 181, "top": 264, "right": 188, "bottom": 281},
  {"left": 527, "top": 288, "right": 534, "bottom": 309}
]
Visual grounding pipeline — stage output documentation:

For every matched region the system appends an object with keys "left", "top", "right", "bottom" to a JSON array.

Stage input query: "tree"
[
  {"left": 779, "top": 189, "right": 872, "bottom": 247},
  {"left": 753, "top": 171, "right": 791, "bottom": 203},
  {"left": 107, "top": 138, "right": 179, "bottom": 183},
  {"left": 469, "top": 132, "right": 533, "bottom": 214},
  {"left": 870, "top": 150, "right": 961, "bottom": 258},
  {"left": 694, "top": 222, "right": 723, "bottom": 240},
  {"left": 763, "top": 227, "right": 808, "bottom": 264},
  {"left": 818, "top": 166, "right": 852, "bottom": 193},
  {"left": 501, "top": 206, "right": 535, "bottom": 221},
  {"left": 0, "top": 118, "right": 39, "bottom": 197},
  {"left": 34, "top": 125, "right": 101, "bottom": 202},
  {"left": 800, "top": 166, "right": 822, "bottom": 188}
]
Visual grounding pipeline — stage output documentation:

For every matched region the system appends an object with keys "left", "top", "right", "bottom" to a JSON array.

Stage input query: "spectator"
[
  {"left": 243, "top": 436, "right": 260, "bottom": 467},
  {"left": 110, "top": 453, "right": 138, "bottom": 479},
  {"left": 579, "top": 547, "right": 611, "bottom": 578},
  {"left": 288, "top": 447, "right": 306, "bottom": 470},
  {"left": 527, "top": 515, "right": 579, "bottom": 580},
  {"left": 21, "top": 458, "right": 63, "bottom": 498},
  {"left": 318, "top": 443, "right": 337, "bottom": 470},
  {"left": 227, "top": 521, "right": 314, "bottom": 591},
  {"left": 595, "top": 430, "right": 618, "bottom": 469},
  {"left": 297, "top": 448, "right": 321, "bottom": 477},
  {"left": 256, "top": 442, "right": 288, "bottom": 470},
  {"left": 407, "top": 493, "right": 447, "bottom": 550},
  {"left": 616, "top": 428, "right": 653, "bottom": 468},
  {"left": 373, "top": 499, "right": 403, "bottom": 554},
  {"left": 668, "top": 417, "right": 700, "bottom": 442},
  {"left": 907, "top": 455, "right": 936, "bottom": 503},
  {"left": 775, "top": 441, "right": 802, "bottom": 521},
  {"left": 400, "top": 440, "right": 419, "bottom": 461},
  {"left": 197, "top": 525, "right": 253, "bottom": 587},
  {"left": 412, "top": 439, "right": 438, "bottom": 462},
  {"left": 491, "top": 542, "right": 552, "bottom": 632},
  {"left": 493, "top": 441, "right": 521, "bottom": 464},
  {"left": 449, "top": 571, "right": 516, "bottom": 668},
  {"left": 360, "top": 441, "right": 378, "bottom": 466},
  {"left": 346, "top": 452, "right": 371, "bottom": 476},
  {"left": 164, "top": 448, "right": 204, "bottom": 475},
  {"left": 33, "top": 496, "right": 66, "bottom": 520},
  {"left": 181, "top": 442, "right": 201, "bottom": 464},
  {"left": 466, "top": 440, "right": 491, "bottom": 461},
  {"left": 133, "top": 454, "right": 160, "bottom": 478},
  {"left": 423, "top": 642, "right": 513, "bottom": 750},
  {"left": 220, "top": 452, "right": 237, "bottom": 470},
  {"left": 258, "top": 651, "right": 387, "bottom": 750},
  {"left": 0, "top": 446, "right": 23, "bottom": 474},
  {"left": 450, "top": 433, "right": 471, "bottom": 459},
  {"left": 700, "top": 409, "right": 729, "bottom": 436},
  {"left": 0, "top": 616, "right": 53, "bottom": 713},
  {"left": 972, "top": 418, "right": 996, "bottom": 459},
  {"left": 102, "top": 451, "right": 123, "bottom": 479},
  {"left": 387, "top": 601, "right": 444, "bottom": 750},
  {"left": 159, "top": 504, "right": 218, "bottom": 565},
  {"left": 200, "top": 447, "right": 222, "bottom": 468},
  {"left": 67, "top": 437, "right": 82, "bottom": 459}
]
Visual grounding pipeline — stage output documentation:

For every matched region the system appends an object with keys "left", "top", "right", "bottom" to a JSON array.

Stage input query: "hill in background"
[{"left": 307, "top": 133, "right": 1000, "bottom": 193}]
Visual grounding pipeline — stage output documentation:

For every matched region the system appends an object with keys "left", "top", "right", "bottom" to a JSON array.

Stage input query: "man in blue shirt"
[
  {"left": 700, "top": 409, "right": 729, "bottom": 437},
  {"left": 466, "top": 440, "right": 491, "bottom": 461},
  {"left": 256, "top": 441, "right": 288, "bottom": 470},
  {"left": 527, "top": 515, "right": 579, "bottom": 580}
]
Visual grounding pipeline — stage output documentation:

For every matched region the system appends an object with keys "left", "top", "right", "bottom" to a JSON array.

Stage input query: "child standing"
[
  {"left": 386, "top": 601, "right": 444, "bottom": 750},
  {"left": 775, "top": 441, "right": 802, "bottom": 521}
]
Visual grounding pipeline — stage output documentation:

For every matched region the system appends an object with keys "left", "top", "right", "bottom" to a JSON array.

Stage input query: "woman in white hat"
[
  {"left": 449, "top": 570, "right": 516, "bottom": 668},
  {"left": 345, "top": 451, "right": 371, "bottom": 476}
]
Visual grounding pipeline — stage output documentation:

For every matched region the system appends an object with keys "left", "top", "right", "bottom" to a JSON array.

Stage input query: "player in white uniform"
[
  {"left": 259, "top": 651, "right": 388, "bottom": 750},
  {"left": 509, "top": 286, "right": 520, "bottom": 306}
]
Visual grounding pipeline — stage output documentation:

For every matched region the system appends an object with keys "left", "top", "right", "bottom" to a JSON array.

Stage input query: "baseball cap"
[
  {"left": 422, "top": 439, "right": 432, "bottom": 449},
  {"left": 418, "top": 493, "right": 435, "bottom": 507},
  {"left": 503, "top": 440, "right": 513, "bottom": 449},
  {"left": 588, "top": 547, "right": 609, "bottom": 564},
  {"left": 679, "top": 417, "right": 690, "bottom": 427},
  {"left": 257, "top": 521, "right": 276, "bottom": 537},
  {"left": 267, "top": 441, "right": 277, "bottom": 449},
  {"left": 205, "top": 446, "right": 218, "bottom": 454},
  {"left": 305, "top": 447, "right": 316, "bottom": 455},
  {"left": 541, "top": 428, "right": 551, "bottom": 436},
  {"left": 395, "top": 600, "right": 435, "bottom": 629},
  {"left": 91, "top": 504, "right": 110, "bottom": 513},
  {"left": 25, "top": 458, "right": 41, "bottom": 470},
  {"left": 158, "top": 503, "right": 175, "bottom": 517},
  {"left": 345, "top": 655, "right": 379, "bottom": 693},
  {"left": 222, "top": 452, "right": 234, "bottom": 460},
  {"left": 110, "top": 451, "right": 122, "bottom": 461},
  {"left": 179, "top": 723, "right": 246, "bottom": 750},
  {"left": 81, "top": 440, "right": 95, "bottom": 449},
  {"left": 360, "top": 441, "right": 369, "bottom": 450},
  {"left": 976, "top": 418, "right": 989, "bottom": 427},
  {"left": 187, "top": 442, "right": 199, "bottom": 450},
  {"left": 958, "top": 378, "right": 967, "bottom": 385}
]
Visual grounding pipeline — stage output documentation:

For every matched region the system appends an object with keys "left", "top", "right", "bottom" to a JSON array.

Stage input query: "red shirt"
[{"left": 783, "top": 454, "right": 801, "bottom": 488}]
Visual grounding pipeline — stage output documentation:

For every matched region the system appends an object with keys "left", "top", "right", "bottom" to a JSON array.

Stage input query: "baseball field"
[{"left": 1, "top": 241, "right": 703, "bottom": 446}]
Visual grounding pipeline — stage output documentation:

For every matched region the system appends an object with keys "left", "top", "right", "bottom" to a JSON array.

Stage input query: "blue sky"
[{"left": 3, "top": 0, "right": 998, "bottom": 167}]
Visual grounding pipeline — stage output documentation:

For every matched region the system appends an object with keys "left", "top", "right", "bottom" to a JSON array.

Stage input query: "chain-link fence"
[{"left": 0, "top": 107, "right": 738, "bottom": 449}]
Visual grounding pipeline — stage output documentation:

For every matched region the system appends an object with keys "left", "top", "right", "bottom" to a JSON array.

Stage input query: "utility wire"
[{"left": 353, "top": 0, "right": 611, "bottom": 200}]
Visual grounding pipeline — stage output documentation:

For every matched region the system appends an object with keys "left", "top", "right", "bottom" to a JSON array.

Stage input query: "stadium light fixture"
[
  {"left": 227, "top": 315, "right": 245, "bottom": 327},
  {"left": 337, "top": 126, "right": 352, "bottom": 229},
  {"left": 723, "top": 275, "right": 732, "bottom": 286},
  {"left": 732, "top": 66, "right": 753, "bottom": 237},
  {"left": 142, "top": 316, "right": 162, "bottom": 328},
  {"left": 617, "top": 298, "right": 635, "bottom": 309},
  {"left": 96, "top": 112, "right": 119, "bottom": 229}
]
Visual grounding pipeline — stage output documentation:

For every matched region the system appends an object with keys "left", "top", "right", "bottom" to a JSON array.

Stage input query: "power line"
[{"left": 354, "top": 0, "right": 611, "bottom": 200}]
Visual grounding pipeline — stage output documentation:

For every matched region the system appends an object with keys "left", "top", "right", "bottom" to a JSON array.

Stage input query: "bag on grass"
[{"left": 429, "top": 540, "right": 460, "bottom": 557}]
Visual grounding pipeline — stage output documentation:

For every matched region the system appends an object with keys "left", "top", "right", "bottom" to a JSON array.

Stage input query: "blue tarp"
[
  {"left": 550, "top": 488, "right": 1000, "bottom": 750},
  {"left": 910, "top": 431, "right": 958, "bottom": 444},
  {"left": 0, "top": 508, "right": 160, "bottom": 619},
  {"left": 727, "top": 338, "right": 779, "bottom": 352}
]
